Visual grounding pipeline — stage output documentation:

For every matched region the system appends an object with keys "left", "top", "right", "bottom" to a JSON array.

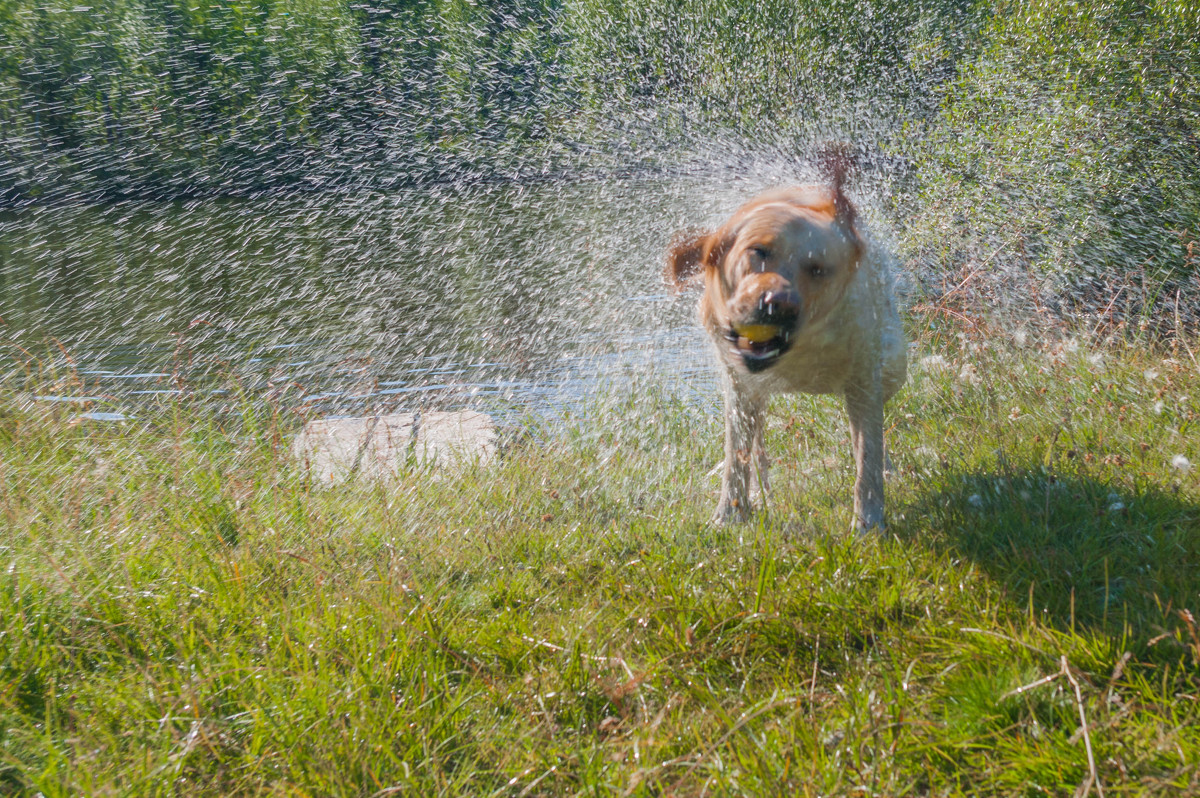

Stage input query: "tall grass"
[
  {"left": 2, "top": 328, "right": 1198, "bottom": 794},
  {"left": 903, "top": 0, "right": 1200, "bottom": 329}
]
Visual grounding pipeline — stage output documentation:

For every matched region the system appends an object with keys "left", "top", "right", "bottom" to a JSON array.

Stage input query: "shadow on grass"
[{"left": 897, "top": 461, "right": 1200, "bottom": 657}]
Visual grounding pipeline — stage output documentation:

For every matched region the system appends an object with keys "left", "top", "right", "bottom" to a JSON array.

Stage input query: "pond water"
[{"left": 1, "top": 175, "right": 809, "bottom": 421}]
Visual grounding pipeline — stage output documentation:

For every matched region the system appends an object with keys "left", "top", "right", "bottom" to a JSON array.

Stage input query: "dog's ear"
[
  {"left": 815, "top": 142, "right": 857, "bottom": 225},
  {"left": 665, "top": 228, "right": 711, "bottom": 290}
]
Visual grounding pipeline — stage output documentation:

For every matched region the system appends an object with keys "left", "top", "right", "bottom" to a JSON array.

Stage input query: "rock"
[
  {"left": 412, "top": 410, "right": 498, "bottom": 466},
  {"left": 358, "top": 414, "right": 420, "bottom": 482},
  {"left": 292, "top": 411, "right": 497, "bottom": 485},
  {"left": 292, "top": 416, "right": 386, "bottom": 485}
]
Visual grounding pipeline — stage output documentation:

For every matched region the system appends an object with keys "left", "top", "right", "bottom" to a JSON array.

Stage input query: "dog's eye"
[
  {"left": 749, "top": 246, "right": 770, "bottom": 261},
  {"left": 808, "top": 263, "right": 827, "bottom": 278}
]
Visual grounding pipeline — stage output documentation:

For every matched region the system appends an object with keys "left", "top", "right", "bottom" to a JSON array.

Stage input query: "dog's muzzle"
[{"left": 725, "top": 289, "right": 800, "bottom": 373}]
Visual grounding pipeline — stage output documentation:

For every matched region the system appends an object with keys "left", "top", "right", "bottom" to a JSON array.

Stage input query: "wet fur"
[{"left": 667, "top": 170, "right": 906, "bottom": 531}]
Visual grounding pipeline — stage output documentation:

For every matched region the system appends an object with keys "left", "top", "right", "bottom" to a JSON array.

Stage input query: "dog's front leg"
[
  {"left": 714, "top": 382, "right": 765, "bottom": 524},
  {"left": 844, "top": 373, "right": 886, "bottom": 532},
  {"left": 749, "top": 419, "right": 769, "bottom": 501}
]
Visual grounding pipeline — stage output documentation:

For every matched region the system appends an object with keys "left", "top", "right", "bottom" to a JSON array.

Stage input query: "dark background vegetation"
[
  {"left": 1, "top": 0, "right": 1198, "bottom": 308},
  {"left": 0, "top": 0, "right": 981, "bottom": 201}
]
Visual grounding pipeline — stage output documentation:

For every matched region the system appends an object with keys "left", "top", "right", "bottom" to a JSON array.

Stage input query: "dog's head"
[{"left": 666, "top": 165, "right": 864, "bottom": 373}]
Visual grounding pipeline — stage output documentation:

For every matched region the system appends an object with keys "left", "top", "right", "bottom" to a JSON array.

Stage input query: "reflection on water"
[{"left": 0, "top": 175, "right": 816, "bottom": 420}]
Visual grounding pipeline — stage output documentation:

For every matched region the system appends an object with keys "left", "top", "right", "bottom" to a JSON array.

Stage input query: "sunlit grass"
[{"left": 1, "top": 330, "right": 1198, "bottom": 795}]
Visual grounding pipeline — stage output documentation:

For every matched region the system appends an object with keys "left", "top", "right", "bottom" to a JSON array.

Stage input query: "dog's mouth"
[{"left": 725, "top": 323, "right": 794, "bottom": 372}]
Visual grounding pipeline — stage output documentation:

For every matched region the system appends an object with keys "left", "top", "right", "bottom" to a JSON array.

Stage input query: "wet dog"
[{"left": 666, "top": 156, "right": 906, "bottom": 530}]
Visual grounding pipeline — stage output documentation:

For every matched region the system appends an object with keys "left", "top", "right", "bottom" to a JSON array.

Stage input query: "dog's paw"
[
  {"left": 852, "top": 512, "right": 887, "bottom": 536},
  {"left": 711, "top": 501, "right": 751, "bottom": 526},
  {"left": 851, "top": 488, "right": 887, "bottom": 533}
]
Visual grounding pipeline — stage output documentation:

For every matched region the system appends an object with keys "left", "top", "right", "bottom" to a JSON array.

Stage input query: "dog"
[{"left": 666, "top": 153, "right": 906, "bottom": 531}]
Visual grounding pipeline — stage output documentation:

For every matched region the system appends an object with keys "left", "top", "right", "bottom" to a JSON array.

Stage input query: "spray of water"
[
  {"left": 0, "top": 0, "right": 1196, "bottom": 419},
  {"left": 2, "top": 3, "right": 1199, "bottom": 792}
]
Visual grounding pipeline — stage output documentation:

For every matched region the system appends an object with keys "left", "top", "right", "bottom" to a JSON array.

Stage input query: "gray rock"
[{"left": 293, "top": 411, "right": 496, "bottom": 485}]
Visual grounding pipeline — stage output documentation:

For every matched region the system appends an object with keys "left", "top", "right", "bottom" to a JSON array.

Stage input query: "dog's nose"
[{"left": 755, "top": 289, "right": 800, "bottom": 323}]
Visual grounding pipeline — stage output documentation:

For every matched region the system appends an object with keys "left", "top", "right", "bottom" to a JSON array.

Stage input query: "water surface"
[{"left": 2, "top": 177, "right": 793, "bottom": 420}]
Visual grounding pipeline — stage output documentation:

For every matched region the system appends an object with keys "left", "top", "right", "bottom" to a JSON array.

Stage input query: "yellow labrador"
[{"left": 667, "top": 156, "right": 906, "bottom": 530}]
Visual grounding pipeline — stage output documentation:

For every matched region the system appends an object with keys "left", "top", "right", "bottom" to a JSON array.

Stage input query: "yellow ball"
[{"left": 734, "top": 324, "right": 779, "bottom": 343}]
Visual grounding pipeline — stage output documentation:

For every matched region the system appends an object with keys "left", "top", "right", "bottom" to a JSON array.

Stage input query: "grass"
[{"left": 1, "top": 326, "right": 1199, "bottom": 795}]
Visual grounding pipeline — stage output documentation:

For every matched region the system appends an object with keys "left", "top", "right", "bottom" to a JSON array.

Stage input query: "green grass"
[{"left": 2, "top": 330, "right": 1199, "bottom": 795}]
